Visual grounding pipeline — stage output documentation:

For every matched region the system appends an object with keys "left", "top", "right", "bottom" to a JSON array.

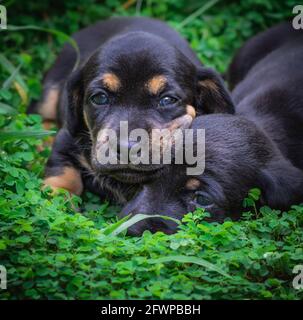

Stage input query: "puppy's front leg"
[{"left": 44, "top": 128, "right": 83, "bottom": 196}]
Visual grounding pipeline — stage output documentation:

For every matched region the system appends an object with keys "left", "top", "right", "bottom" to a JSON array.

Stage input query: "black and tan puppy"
[
  {"left": 121, "top": 22, "right": 303, "bottom": 235},
  {"left": 229, "top": 22, "right": 303, "bottom": 171},
  {"left": 34, "top": 17, "right": 234, "bottom": 202},
  {"left": 120, "top": 115, "right": 303, "bottom": 235}
]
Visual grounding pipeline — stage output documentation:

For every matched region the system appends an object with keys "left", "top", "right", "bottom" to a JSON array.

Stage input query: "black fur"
[
  {"left": 121, "top": 22, "right": 303, "bottom": 235},
  {"left": 38, "top": 17, "right": 234, "bottom": 203}
]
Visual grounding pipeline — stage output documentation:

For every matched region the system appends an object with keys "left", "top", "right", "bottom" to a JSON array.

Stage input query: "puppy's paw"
[{"left": 44, "top": 167, "right": 83, "bottom": 196}]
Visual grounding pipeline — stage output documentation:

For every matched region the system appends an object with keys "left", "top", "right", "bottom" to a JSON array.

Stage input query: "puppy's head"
[
  {"left": 120, "top": 115, "right": 303, "bottom": 236},
  {"left": 65, "top": 32, "right": 234, "bottom": 183}
]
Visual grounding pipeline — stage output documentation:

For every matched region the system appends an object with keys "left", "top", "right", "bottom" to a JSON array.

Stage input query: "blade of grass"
[
  {"left": 148, "top": 255, "right": 231, "bottom": 278},
  {"left": 0, "top": 130, "right": 55, "bottom": 141},
  {"left": 101, "top": 214, "right": 132, "bottom": 236},
  {"left": 0, "top": 102, "right": 18, "bottom": 115},
  {"left": 6, "top": 25, "right": 80, "bottom": 72},
  {"left": 104, "top": 213, "right": 180, "bottom": 237},
  {"left": 0, "top": 54, "right": 28, "bottom": 104},
  {"left": 13, "top": 81, "right": 28, "bottom": 105},
  {"left": 0, "top": 54, "right": 27, "bottom": 90},
  {"left": 2, "top": 62, "right": 23, "bottom": 89},
  {"left": 177, "top": 0, "right": 221, "bottom": 29},
  {"left": 135, "top": 0, "right": 143, "bottom": 16}
]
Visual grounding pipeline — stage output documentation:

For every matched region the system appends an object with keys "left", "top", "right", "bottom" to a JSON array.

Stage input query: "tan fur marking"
[
  {"left": 186, "top": 178, "right": 201, "bottom": 190},
  {"left": 83, "top": 110, "right": 94, "bottom": 143},
  {"left": 146, "top": 75, "right": 167, "bottom": 95},
  {"left": 83, "top": 110, "right": 90, "bottom": 129},
  {"left": 44, "top": 167, "right": 83, "bottom": 196},
  {"left": 199, "top": 79, "right": 218, "bottom": 92},
  {"left": 42, "top": 120, "right": 56, "bottom": 130},
  {"left": 102, "top": 73, "right": 121, "bottom": 91},
  {"left": 186, "top": 105, "right": 196, "bottom": 118},
  {"left": 168, "top": 114, "right": 193, "bottom": 131},
  {"left": 40, "top": 87, "right": 59, "bottom": 120}
]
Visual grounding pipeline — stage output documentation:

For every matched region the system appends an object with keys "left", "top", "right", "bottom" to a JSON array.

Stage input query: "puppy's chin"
[
  {"left": 91, "top": 158, "right": 165, "bottom": 184},
  {"left": 109, "top": 168, "right": 164, "bottom": 184}
]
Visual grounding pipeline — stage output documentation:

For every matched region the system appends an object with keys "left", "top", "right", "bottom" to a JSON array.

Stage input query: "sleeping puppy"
[
  {"left": 121, "top": 22, "right": 303, "bottom": 235},
  {"left": 120, "top": 115, "right": 303, "bottom": 235},
  {"left": 229, "top": 22, "right": 303, "bottom": 171},
  {"left": 35, "top": 17, "right": 234, "bottom": 203}
]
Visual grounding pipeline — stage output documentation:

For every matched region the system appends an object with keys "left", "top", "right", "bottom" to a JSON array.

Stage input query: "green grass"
[{"left": 0, "top": 0, "right": 303, "bottom": 299}]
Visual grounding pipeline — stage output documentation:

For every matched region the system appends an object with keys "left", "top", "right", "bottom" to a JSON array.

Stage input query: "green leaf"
[
  {"left": 0, "top": 54, "right": 28, "bottom": 102},
  {"left": 16, "top": 235, "right": 31, "bottom": 244},
  {"left": 0, "top": 130, "right": 55, "bottom": 141},
  {"left": 249, "top": 188, "right": 261, "bottom": 201},
  {"left": 7, "top": 25, "right": 80, "bottom": 72},
  {"left": 0, "top": 102, "right": 17, "bottom": 115},
  {"left": 0, "top": 240, "right": 7, "bottom": 250},
  {"left": 148, "top": 255, "right": 231, "bottom": 278},
  {"left": 0, "top": 88, "right": 12, "bottom": 100},
  {"left": 178, "top": 0, "right": 221, "bottom": 29},
  {"left": 2, "top": 62, "right": 23, "bottom": 90}
]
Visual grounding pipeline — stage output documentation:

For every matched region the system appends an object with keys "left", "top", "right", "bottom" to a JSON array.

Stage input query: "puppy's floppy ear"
[
  {"left": 258, "top": 159, "right": 303, "bottom": 209},
  {"left": 195, "top": 67, "right": 235, "bottom": 115},
  {"left": 64, "top": 68, "right": 85, "bottom": 135}
]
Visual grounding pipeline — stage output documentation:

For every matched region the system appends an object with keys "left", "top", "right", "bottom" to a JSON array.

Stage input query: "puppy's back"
[
  {"left": 227, "top": 22, "right": 301, "bottom": 89},
  {"left": 229, "top": 23, "right": 303, "bottom": 170},
  {"left": 44, "top": 17, "right": 201, "bottom": 87}
]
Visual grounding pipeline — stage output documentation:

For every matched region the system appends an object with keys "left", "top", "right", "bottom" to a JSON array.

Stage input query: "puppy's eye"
[
  {"left": 194, "top": 191, "right": 214, "bottom": 208},
  {"left": 90, "top": 93, "right": 109, "bottom": 105},
  {"left": 159, "top": 96, "right": 178, "bottom": 107}
]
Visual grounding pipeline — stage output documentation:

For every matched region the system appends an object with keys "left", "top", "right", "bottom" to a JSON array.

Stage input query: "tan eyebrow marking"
[
  {"left": 186, "top": 178, "right": 201, "bottom": 190},
  {"left": 146, "top": 75, "right": 167, "bottom": 95},
  {"left": 102, "top": 73, "right": 121, "bottom": 91},
  {"left": 83, "top": 110, "right": 90, "bottom": 129}
]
